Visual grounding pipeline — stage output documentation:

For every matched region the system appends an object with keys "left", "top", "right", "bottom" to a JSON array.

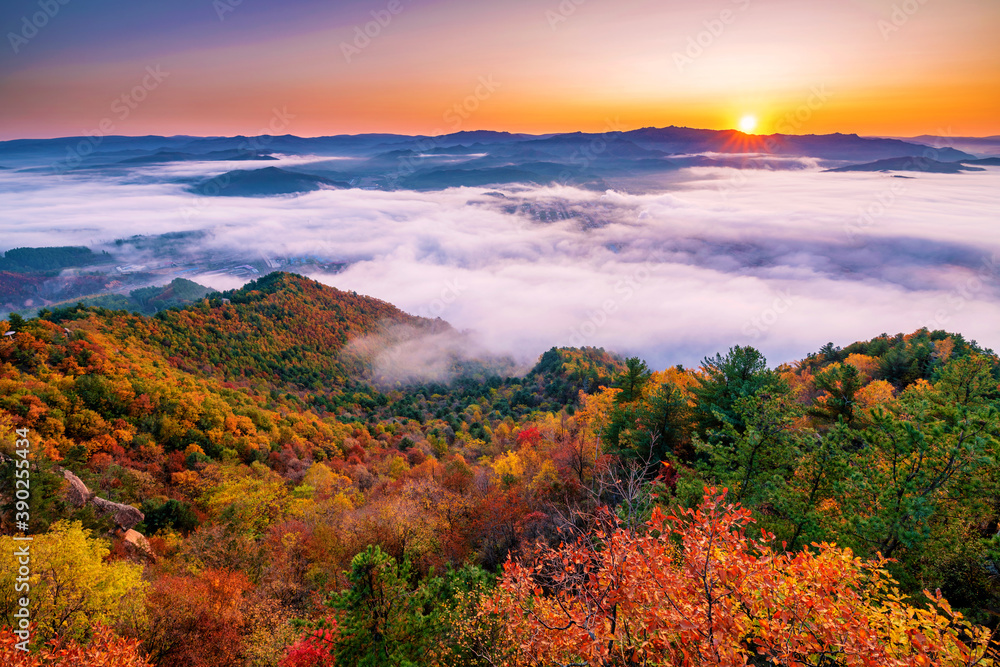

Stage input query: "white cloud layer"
[{"left": 1, "top": 159, "right": 998, "bottom": 369}]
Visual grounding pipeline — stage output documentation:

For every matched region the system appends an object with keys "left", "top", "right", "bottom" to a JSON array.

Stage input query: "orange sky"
[{"left": 0, "top": 0, "right": 997, "bottom": 139}]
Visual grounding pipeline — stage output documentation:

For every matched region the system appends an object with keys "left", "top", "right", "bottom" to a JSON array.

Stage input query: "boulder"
[
  {"left": 62, "top": 469, "right": 92, "bottom": 506},
  {"left": 61, "top": 468, "right": 144, "bottom": 531},
  {"left": 121, "top": 529, "right": 155, "bottom": 562},
  {"left": 92, "top": 495, "right": 145, "bottom": 531}
]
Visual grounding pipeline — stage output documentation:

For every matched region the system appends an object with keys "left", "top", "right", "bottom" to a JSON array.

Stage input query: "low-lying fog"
[{"left": 1, "top": 156, "right": 998, "bottom": 369}]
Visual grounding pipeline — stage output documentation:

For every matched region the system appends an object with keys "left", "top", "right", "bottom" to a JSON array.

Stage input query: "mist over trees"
[{"left": 1, "top": 276, "right": 999, "bottom": 665}]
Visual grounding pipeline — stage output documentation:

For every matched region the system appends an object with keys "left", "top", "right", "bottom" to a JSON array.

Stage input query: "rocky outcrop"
[
  {"left": 60, "top": 469, "right": 155, "bottom": 562},
  {"left": 61, "top": 469, "right": 144, "bottom": 531},
  {"left": 121, "top": 529, "right": 156, "bottom": 562},
  {"left": 62, "top": 468, "right": 91, "bottom": 505}
]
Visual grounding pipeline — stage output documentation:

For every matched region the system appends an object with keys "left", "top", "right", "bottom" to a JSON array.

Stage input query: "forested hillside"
[{"left": 1, "top": 273, "right": 999, "bottom": 666}]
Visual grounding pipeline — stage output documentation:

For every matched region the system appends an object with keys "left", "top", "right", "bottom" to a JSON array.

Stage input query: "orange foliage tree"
[
  {"left": 142, "top": 568, "right": 251, "bottom": 667},
  {"left": 491, "top": 488, "right": 996, "bottom": 667},
  {"left": 0, "top": 624, "right": 151, "bottom": 667}
]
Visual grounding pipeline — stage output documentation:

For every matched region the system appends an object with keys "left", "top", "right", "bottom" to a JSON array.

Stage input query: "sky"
[{"left": 1, "top": 0, "right": 998, "bottom": 139}]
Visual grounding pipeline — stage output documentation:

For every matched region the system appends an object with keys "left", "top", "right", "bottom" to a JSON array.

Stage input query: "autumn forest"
[{"left": 2, "top": 272, "right": 999, "bottom": 667}]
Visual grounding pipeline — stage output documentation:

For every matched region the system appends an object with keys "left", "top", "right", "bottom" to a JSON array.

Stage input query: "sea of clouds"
[{"left": 1, "top": 156, "right": 998, "bottom": 370}]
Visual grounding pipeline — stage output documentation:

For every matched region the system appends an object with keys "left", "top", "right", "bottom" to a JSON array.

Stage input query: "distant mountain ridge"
[
  {"left": 826, "top": 156, "right": 987, "bottom": 174},
  {"left": 0, "top": 125, "right": 985, "bottom": 192},
  {"left": 120, "top": 149, "right": 278, "bottom": 164},
  {"left": 0, "top": 126, "right": 979, "bottom": 162}
]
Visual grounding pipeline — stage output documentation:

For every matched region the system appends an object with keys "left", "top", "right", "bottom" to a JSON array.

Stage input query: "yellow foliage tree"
[
  {"left": 0, "top": 521, "right": 147, "bottom": 645},
  {"left": 648, "top": 365, "right": 699, "bottom": 402},
  {"left": 576, "top": 386, "right": 621, "bottom": 442},
  {"left": 529, "top": 460, "right": 561, "bottom": 497},
  {"left": 856, "top": 379, "right": 896, "bottom": 412},
  {"left": 301, "top": 462, "right": 352, "bottom": 498},
  {"left": 171, "top": 469, "right": 201, "bottom": 495},
  {"left": 184, "top": 443, "right": 206, "bottom": 458},
  {"left": 491, "top": 451, "right": 525, "bottom": 485},
  {"left": 205, "top": 463, "right": 289, "bottom": 535},
  {"left": 845, "top": 353, "right": 879, "bottom": 382}
]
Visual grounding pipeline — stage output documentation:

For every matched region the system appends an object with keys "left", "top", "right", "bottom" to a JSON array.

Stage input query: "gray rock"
[{"left": 61, "top": 468, "right": 144, "bottom": 531}]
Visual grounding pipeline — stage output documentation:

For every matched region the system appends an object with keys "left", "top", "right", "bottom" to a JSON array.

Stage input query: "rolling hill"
[
  {"left": 825, "top": 156, "right": 986, "bottom": 174},
  {"left": 189, "top": 167, "right": 351, "bottom": 196}
]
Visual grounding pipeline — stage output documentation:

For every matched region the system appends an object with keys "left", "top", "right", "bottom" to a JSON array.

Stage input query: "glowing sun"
[{"left": 739, "top": 114, "right": 758, "bottom": 133}]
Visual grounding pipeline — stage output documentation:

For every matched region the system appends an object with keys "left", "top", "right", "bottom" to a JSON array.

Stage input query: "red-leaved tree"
[
  {"left": 489, "top": 488, "right": 996, "bottom": 667},
  {"left": 280, "top": 620, "right": 338, "bottom": 667}
]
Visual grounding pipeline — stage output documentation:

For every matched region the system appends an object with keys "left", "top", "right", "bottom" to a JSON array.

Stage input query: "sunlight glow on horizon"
[{"left": 0, "top": 0, "right": 997, "bottom": 139}]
